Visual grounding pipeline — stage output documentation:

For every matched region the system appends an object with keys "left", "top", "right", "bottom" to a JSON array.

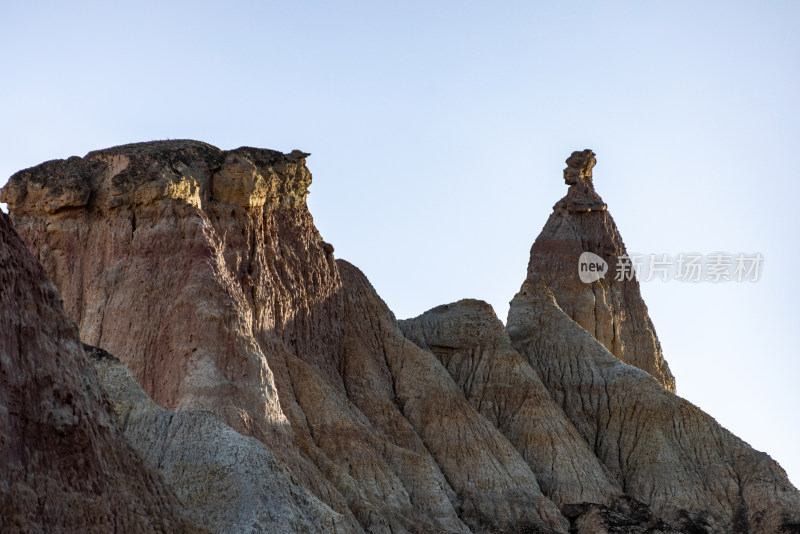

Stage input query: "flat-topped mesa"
[
  {"left": 0, "top": 140, "right": 363, "bottom": 528},
  {"left": 554, "top": 149, "right": 608, "bottom": 213},
  {"left": 0, "top": 140, "right": 312, "bottom": 215},
  {"left": 528, "top": 150, "right": 675, "bottom": 392}
]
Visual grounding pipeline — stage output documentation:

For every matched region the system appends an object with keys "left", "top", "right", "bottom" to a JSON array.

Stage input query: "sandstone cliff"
[
  {"left": 0, "top": 209, "right": 203, "bottom": 533},
  {"left": 2, "top": 141, "right": 798, "bottom": 533}
]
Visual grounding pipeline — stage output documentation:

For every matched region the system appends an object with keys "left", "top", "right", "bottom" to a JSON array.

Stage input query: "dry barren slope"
[{"left": 3, "top": 141, "right": 798, "bottom": 534}]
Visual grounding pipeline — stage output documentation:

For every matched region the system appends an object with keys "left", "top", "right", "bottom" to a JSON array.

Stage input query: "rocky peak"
[
  {"left": 0, "top": 139, "right": 333, "bottom": 461},
  {"left": 563, "top": 148, "right": 596, "bottom": 185},
  {"left": 555, "top": 148, "right": 607, "bottom": 213},
  {"left": 506, "top": 274, "right": 800, "bottom": 533},
  {"left": 528, "top": 150, "right": 675, "bottom": 391}
]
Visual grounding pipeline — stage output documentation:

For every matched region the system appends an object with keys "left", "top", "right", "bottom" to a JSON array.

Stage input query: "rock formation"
[
  {"left": 0, "top": 209, "right": 203, "bottom": 533},
  {"left": 0, "top": 141, "right": 566, "bottom": 533},
  {"left": 2, "top": 141, "right": 798, "bottom": 533},
  {"left": 530, "top": 149, "right": 676, "bottom": 391},
  {"left": 507, "top": 274, "right": 800, "bottom": 533},
  {"left": 85, "top": 343, "right": 350, "bottom": 534},
  {"left": 399, "top": 299, "right": 619, "bottom": 508},
  {"left": 336, "top": 260, "right": 567, "bottom": 533}
]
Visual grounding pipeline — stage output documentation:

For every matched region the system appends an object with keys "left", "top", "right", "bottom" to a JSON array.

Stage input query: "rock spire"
[{"left": 529, "top": 149, "right": 675, "bottom": 391}]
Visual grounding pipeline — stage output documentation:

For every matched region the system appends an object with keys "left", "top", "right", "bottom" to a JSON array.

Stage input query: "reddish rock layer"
[{"left": 0, "top": 210, "right": 202, "bottom": 533}]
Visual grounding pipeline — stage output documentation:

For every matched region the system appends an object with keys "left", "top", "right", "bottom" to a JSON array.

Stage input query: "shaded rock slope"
[
  {"left": 2, "top": 141, "right": 798, "bottom": 533},
  {"left": 0, "top": 209, "right": 203, "bottom": 533}
]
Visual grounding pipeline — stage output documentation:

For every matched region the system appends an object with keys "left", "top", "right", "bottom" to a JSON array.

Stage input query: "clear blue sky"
[{"left": 2, "top": 1, "right": 798, "bottom": 485}]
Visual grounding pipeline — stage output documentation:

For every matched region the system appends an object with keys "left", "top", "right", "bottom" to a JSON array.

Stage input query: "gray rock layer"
[
  {"left": 399, "top": 299, "right": 619, "bottom": 508},
  {"left": 85, "top": 344, "right": 350, "bottom": 534}
]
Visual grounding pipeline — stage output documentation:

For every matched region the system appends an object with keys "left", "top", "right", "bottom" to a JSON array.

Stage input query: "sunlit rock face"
[
  {"left": 85, "top": 343, "right": 351, "bottom": 534},
  {"left": 527, "top": 149, "right": 676, "bottom": 392},
  {"left": 0, "top": 209, "right": 203, "bottom": 533},
  {"left": 3, "top": 142, "right": 799, "bottom": 533}
]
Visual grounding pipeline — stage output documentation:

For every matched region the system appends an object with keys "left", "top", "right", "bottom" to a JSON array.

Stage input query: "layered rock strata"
[
  {"left": 507, "top": 275, "right": 800, "bottom": 533},
  {"left": 399, "top": 299, "right": 619, "bottom": 507},
  {"left": 3, "top": 142, "right": 799, "bottom": 533},
  {"left": 529, "top": 149, "right": 675, "bottom": 391},
  {"left": 2, "top": 142, "right": 364, "bottom": 528},
  {"left": 1, "top": 141, "right": 566, "bottom": 533},
  {"left": 336, "top": 260, "right": 567, "bottom": 533},
  {"left": 0, "top": 209, "right": 203, "bottom": 533},
  {"left": 85, "top": 343, "right": 350, "bottom": 534}
]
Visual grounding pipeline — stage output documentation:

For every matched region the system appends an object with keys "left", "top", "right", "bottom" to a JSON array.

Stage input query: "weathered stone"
[
  {"left": 2, "top": 140, "right": 358, "bottom": 527},
  {"left": 562, "top": 496, "right": 679, "bottom": 534},
  {"left": 85, "top": 344, "right": 352, "bottom": 534},
  {"left": 4, "top": 142, "right": 798, "bottom": 534},
  {"left": 337, "top": 262, "right": 568, "bottom": 533},
  {"left": 507, "top": 274, "right": 800, "bottom": 533},
  {"left": 0, "top": 210, "right": 203, "bottom": 533},
  {"left": 563, "top": 149, "right": 597, "bottom": 185},
  {"left": 529, "top": 150, "right": 674, "bottom": 391},
  {"left": 399, "top": 299, "right": 619, "bottom": 507},
  {"left": 1, "top": 140, "right": 568, "bottom": 533}
]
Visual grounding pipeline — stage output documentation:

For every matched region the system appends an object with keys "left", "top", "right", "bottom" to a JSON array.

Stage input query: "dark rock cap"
[
  {"left": 555, "top": 149, "right": 606, "bottom": 213},
  {"left": 563, "top": 149, "right": 596, "bottom": 186}
]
